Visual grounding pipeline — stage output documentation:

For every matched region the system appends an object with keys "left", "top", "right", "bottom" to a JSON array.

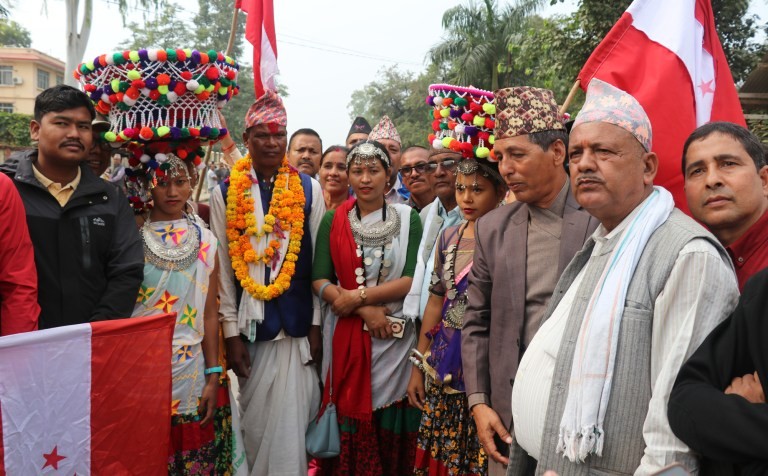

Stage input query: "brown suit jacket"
[{"left": 462, "top": 190, "right": 598, "bottom": 432}]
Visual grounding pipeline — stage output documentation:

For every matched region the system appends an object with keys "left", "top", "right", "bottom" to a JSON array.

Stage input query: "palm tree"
[{"left": 428, "top": 0, "right": 544, "bottom": 91}]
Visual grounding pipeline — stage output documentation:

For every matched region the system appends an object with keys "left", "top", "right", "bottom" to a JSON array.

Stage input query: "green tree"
[
  {"left": 550, "top": 0, "right": 767, "bottom": 84},
  {"left": 349, "top": 64, "right": 450, "bottom": 148},
  {"left": 428, "top": 0, "right": 544, "bottom": 91},
  {"left": 118, "top": 9, "right": 193, "bottom": 50},
  {"left": 193, "top": 0, "right": 245, "bottom": 60},
  {"left": 0, "top": 112, "right": 33, "bottom": 147},
  {"left": 0, "top": 19, "right": 31, "bottom": 47}
]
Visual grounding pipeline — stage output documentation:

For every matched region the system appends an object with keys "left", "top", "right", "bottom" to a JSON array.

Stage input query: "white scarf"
[
  {"left": 237, "top": 167, "right": 293, "bottom": 341},
  {"left": 402, "top": 200, "right": 439, "bottom": 320},
  {"left": 557, "top": 187, "right": 674, "bottom": 462}
]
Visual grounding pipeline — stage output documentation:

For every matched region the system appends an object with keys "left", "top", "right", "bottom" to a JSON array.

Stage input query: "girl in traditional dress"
[
  {"left": 312, "top": 141, "right": 424, "bottom": 475},
  {"left": 130, "top": 154, "right": 222, "bottom": 474},
  {"left": 409, "top": 156, "right": 507, "bottom": 475}
]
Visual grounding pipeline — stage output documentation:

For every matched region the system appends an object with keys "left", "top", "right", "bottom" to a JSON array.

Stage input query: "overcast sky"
[{"left": 12, "top": 0, "right": 767, "bottom": 148}]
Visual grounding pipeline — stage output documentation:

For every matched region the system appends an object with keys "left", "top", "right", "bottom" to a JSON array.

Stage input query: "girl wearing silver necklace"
[
  {"left": 129, "top": 154, "right": 223, "bottom": 473},
  {"left": 311, "top": 141, "right": 425, "bottom": 474}
]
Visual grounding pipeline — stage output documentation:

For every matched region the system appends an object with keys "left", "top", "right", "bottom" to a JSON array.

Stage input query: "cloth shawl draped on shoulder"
[{"left": 321, "top": 198, "right": 373, "bottom": 421}]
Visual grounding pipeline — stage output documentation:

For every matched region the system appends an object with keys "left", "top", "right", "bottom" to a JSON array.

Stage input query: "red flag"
[
  {"left": 577, "top": 0, "right": 745, "bottom": 213},
  {"left": 0, "top": 314, "right": 174, "bottom": 474},
  {"left": 238, "top": 0, "right": 278, "bottom": 98}
]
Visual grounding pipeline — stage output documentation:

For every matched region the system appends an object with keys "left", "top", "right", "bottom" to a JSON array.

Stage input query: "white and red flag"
[
  {"left": 577, "top": 0, "right": 745, "bottom": 212},
  {"left": 0, "top": 314, "right": 174, "bottom": 475},
  {"left": 237, "top": 0, "right": 278, "bottom": 98}
]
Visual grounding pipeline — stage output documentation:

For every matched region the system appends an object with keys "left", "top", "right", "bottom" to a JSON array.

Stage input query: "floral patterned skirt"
[
  {"left": 317, "top": 398, "right": 422, "bottom": 476},
  {"left": 413, "top": 382, "right": 487, "bottom": 475}
]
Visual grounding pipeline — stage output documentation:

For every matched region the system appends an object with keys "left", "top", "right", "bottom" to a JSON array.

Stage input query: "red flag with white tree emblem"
[
  {"left": 577, "top": 0, "right": 745, "bottom": 213},
  {"left": 0, "top": 314, "right": 174, "bottom": 474}
]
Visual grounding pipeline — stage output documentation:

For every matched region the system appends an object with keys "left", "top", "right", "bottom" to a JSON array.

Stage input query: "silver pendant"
[
  {"left": 447, "top": 289, "right": 457, "bottom": 301},
  {"left": 356, "top": 276, "right": 365, "bottom": 284},
  {"left": 364, "top": 257, "right": 373, "bottom": 266},
  {"left": 355, "top": 268, "right": 364, "bottom": 276},
  {"left": 383, "top": 259, "right": 391, "bottom": 267},
  {"left": 374, "top": 249, "right": 382, "bottom": 258}
]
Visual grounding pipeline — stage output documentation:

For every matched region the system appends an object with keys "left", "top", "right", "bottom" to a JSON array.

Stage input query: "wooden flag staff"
[
  {"left": 559, "top": 79, "right": 581, "bottom": 117},
  {"left": 195, "top": 5, "right": 241, "bottom": 203}
]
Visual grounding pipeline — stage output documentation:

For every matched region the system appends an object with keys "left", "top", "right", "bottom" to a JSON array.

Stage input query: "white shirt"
[
  {"left": 511, "top": 205, "right": 739, "bottom": 474},
  {"left": 209, "top": 166, "right": 326, "bottom": 340}
]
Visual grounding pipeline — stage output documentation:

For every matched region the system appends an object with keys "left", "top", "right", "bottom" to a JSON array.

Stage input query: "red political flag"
[
  {"left": 577, "top": 0, "right": 745, "bottom": 213},
  {"left": 238, "top": 0, "right": 278, "bottom": 98},
  {"left": 0, "top": 314, "right": 174, "bottom": 474}
]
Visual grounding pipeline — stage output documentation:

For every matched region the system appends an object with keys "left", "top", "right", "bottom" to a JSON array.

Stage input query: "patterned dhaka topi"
[
  {"left": 494, "top": 86, "right": 565, "bottom": 139},
  {"left": 368, "top": 115, "right": 401, "bottom": 145},
  {"left": 245, "top": 89, "right": 287, "bottom": 129},
  {"left": 572, "top": 78, "right": 652, "bottom": 152}
]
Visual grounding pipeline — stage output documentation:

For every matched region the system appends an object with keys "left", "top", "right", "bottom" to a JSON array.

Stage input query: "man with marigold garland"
[{"left": 209, "top": 90, "right": 326, "bottom": 476}]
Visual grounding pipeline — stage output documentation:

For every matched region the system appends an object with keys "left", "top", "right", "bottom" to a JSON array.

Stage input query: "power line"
[{"left": 277, "top": 36, "right": 423, "bottom": 67}]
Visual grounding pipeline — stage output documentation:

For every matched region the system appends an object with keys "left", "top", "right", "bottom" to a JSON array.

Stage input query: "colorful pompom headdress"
[
  {"left": 426, "top": 84, "right": 503, "bottom": 187},
  {"left": 74, "top": 48, "right": 240, "bottom": 144}
]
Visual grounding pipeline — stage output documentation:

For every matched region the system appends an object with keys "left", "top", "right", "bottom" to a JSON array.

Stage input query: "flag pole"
[
  {"left": 195, "top": 4, "right": 241, "bottom": 203},
  {"left": 559, "top": 79, "right": 581, "bottom": 117}
]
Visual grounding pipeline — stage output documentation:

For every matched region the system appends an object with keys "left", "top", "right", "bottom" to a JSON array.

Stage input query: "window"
[
  {"left": 0, "top": 103, "right": 14, "bottom": 113},
  {"left": 37, "top": 69, "right": 49, "bottom": 90},
  {"left": 56, "top": 75, "right": 63, "bottom": 85},
  {"left": 0, "top": 66, "right": 12, "bottom": 86}
]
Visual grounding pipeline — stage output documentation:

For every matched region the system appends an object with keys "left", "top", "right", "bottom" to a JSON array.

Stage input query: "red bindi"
[{"left": 267, "top": 123, "right": 279, "bottom": 134}]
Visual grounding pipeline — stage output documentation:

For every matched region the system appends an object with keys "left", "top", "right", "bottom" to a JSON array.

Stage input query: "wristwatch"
[{"left": 359, "top": 288, "right": 368, "bottom": 304}]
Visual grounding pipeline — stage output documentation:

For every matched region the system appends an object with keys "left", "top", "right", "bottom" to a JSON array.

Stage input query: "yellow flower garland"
[{"left": 226, "top": 154, "right": 305, "bottom": 301}]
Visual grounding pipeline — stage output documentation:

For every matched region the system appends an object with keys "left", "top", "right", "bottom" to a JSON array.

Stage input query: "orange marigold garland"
[{"left": 226, "top": 154, "right": 305, "bottom": 301}]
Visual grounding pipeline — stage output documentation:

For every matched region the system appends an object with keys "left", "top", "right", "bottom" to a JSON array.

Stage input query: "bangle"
[
  {"left": 204, "top": 366, "right": 223, "bottom": 375},
  {"left": 318, "top": 282, "right": 332, "bottom": 300},
  {"left": 222, "top": 142, "right": 236, "bottom": 153}
]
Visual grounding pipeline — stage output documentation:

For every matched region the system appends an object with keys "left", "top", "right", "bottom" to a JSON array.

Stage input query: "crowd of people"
[{"left": 0, "top": 72, "right": 766, "bottom": 476}]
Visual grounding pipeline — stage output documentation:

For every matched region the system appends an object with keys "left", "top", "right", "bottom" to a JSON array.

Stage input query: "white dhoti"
[{"left": 238, "top": 336, "right": 321, "bottom": 476}]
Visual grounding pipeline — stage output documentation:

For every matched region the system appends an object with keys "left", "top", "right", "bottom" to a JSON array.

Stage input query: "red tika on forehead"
[{"left": 267, "top": 123, "right": 279, "bottom": 134}]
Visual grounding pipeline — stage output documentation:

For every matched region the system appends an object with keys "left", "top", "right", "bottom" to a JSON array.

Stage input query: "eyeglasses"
[
  {"left": 425, "top": 159, "right": 458, "bottom": 174},
  {"left": 400, "top": 162, "right": 430, "bottom": 176}
]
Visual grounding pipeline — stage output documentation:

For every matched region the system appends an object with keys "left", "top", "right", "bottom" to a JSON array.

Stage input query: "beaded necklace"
[
  {"left": 352, "top": 200, "right": 395, "bottom": 290},
  {"left": 441, "top": 222, "right": 473, "bottom": 329}
]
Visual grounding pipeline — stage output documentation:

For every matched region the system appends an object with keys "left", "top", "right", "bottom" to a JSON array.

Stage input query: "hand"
[
  {"left": 543, "top": 472, "right": 559, "bottom": 476},
  {"left": 331, "top": 288, "right": 363, "bottom": 317},
  {"left": 225, "top": 336, "right": 251, "bottom": 379},
  {"left": 307, "top": 325, "right": 322, "bottom": 365},
  {"left": 198, "top": 377, "right": 219, "bottom": 427},
  {"left": 407, "top": 366, "right": 426, "bottom": 410},
  {"left": 358, "top": 306, "right": 393, "bottom": 340},
  {"left": 471, "top": 403, "right": 512, "bottom": 464},
  {"left": 725, "top": 371, "right": 765, "bottom": 403}
]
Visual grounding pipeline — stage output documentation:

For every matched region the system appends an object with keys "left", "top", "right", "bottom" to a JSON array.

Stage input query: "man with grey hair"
[{"left": 507, "top": 79, "right": 739, "bottom": 475}]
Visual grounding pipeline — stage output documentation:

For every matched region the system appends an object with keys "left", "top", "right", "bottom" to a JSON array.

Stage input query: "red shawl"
[{"left": 321, "top": 198, "right": 373, "bottom": 421}]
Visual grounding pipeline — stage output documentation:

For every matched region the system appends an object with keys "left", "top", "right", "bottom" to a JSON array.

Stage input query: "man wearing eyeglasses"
[
  {"left": 402, "top": 149, "right": 462, "bottom": 322},
  {"left": 400, "top": 146, "right": 435, "bottom": 212}
]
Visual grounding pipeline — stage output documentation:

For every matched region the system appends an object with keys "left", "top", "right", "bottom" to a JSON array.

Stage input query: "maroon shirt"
[{"left": 726, "top": 209, "right": 768, "bottom": 291}]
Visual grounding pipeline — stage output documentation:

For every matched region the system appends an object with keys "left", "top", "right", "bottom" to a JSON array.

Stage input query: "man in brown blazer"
[{"left": 462, "top": 86, "right": 598, "bottom": 476}]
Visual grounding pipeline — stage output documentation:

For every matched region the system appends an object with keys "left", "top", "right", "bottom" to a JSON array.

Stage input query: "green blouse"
[{"left": 312, "top": 208, "right": 423, "bottom": 282}]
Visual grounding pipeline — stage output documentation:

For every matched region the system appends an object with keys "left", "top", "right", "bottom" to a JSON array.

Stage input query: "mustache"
[
  {"left": 62, "top": 140, "right": 84, "bottom": 150},
  {"left": 575, "top": 175, "right": 604, "bottom": 185}
]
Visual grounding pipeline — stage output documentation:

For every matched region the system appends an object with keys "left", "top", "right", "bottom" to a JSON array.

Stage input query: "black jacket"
[
  {"left": 0, "top": 150, "right": 143, "bottom": 329},
  {"left": 668, "top": 268, "right": 768, "bottom": 476}
]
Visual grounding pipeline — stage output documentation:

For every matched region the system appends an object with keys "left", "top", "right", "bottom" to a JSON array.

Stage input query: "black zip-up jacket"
[{"left": 0, "top": 150, "right": 143, "bottom": 329}]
